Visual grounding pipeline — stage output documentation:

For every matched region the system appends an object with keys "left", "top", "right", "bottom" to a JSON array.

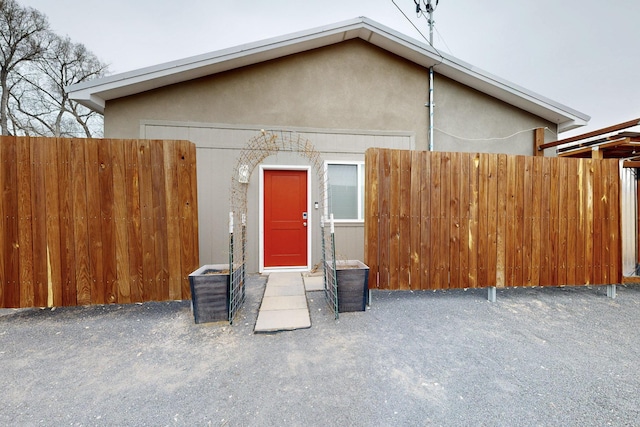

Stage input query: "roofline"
[{"left": 67, "top": 16, "right": 589, "bottom": 132}]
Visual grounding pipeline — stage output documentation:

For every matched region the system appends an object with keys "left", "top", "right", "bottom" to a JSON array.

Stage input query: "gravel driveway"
[{"left": 2, "top": 276, "right": 640, "bottom": 426}]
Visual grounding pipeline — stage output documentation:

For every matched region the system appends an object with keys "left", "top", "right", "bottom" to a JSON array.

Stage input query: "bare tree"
[
  {"left": 13, "top": 34, "right": 108, "bottom": 137},
  {"left": 0, "top": 0, "right": 49, "bottom": 135}
]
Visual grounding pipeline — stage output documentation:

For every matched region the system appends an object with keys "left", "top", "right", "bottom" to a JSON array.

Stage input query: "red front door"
[{"left": 264, "top": 170, "right": 308, "bottom": 267}]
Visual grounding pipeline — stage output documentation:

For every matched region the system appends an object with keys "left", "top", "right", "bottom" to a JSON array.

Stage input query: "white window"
[{"left": 325, "top": 161, "right": 365, "bottom": 222}]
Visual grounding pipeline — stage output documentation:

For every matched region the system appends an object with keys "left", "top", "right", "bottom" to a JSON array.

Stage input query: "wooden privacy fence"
[
  {"left": 364, "top": 148, "right": 621, "bottom": 290},
  {"left": 0, "top": 137, "right": 199, "bottom": 308}
]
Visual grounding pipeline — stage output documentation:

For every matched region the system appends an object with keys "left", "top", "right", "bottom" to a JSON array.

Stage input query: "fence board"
[
  {"left": 71, "top": 139, "right": 91, "bottom": 305},
  {"left": 17, "top": 138, "right": 34, "bottom": 307},
  {"left": 364, "top": 148, "right": 379, "bottom": 288},
  {"left": 539, "top": 157, "right": 551, "bottom": 286},
  {"left": 399, "top": 150, "right": 411, "bottom": 290},
  {"left": 31, "top": 138, "right": 48, "bottom": 307},
  {"left": 365, "top": 148, "right": 621, "bottom": 291},
  {"left": 45, "top": 138, "right": 63, "bottom": 306},
  {"left": 420, "top": 151, "right": 431, "bottom": 290},
  {"left": 389, "top": 150, "right": 400, "bottom": 290},
  {"left": 468, "top": 154, "right": 480, "bottom": 288},
  {"left": 378, "top": 149, "right": 391, "bottom": 289},
  {"left": 180, "top": 140, "right": 199, "bottom": 297},
  {"left": 496, "top": 154, "right": 507, "bottom": 288},
  {"left": 126, "top": 140, "right": 144, "bottom": 302},
  {"left": 409, "top": 151, "right": 422, "bottom": 290},
  {"left": 0, "top": 137, "right": 198, "bottom": 309},
  {"left": 429, "top": 152, "right": 442, "bottom": 288},
  {"left": 58, "top": 138, "right": 76, "bottom": 306}
]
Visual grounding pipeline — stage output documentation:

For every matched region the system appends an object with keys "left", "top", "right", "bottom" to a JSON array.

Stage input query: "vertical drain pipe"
[
  {"left": 429, "top": 66, "right": 434, "bottom": 151},
  {"left": 428, "top": 0, "right": 435, "bottom": 152}
]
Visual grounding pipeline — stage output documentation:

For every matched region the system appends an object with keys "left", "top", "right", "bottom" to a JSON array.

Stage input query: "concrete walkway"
[{"left": 254, "top": 272, "right": 311, "bottom": 332}]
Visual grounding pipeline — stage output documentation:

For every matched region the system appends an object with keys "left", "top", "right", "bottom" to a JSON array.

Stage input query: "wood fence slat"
[
  {"left": 600, "top": 160, "right": 610, "bottom": 284},
  {"left": 514, "top": 156, "right": 525, "bottom": 286},
  {"left": 420, "top": 151, "right": 431, "bottom": 289},
  {"left": 378, "top": 149, "right": 391, "bottom": 289},
  {"left": 429, "top": 152, "right": 442, "bottom": 288},
  {"left": 530, "top": 155, "right": 542, "bottom": 286},
  {"left": 539, "top": 157, "right": 551, "bottom": 286},
  {"left": 609, "top": 160, "right": 621, "bottom": 282},
  {"left": 459, "top": 152, "right": 470, "bottom": 289},
  {"left": 486, "top": 154, "right": 498, "bottom": 288},
  {"left": 439, "top": 152, "right": 451, "bottom": 288},
  {"left": 45, "top": 138, "right": 63, "bottom": 307},
  {"left": 397, "top": 150, "right": 411, "bottom": 290},
  {"left": 163, "top": 140, "right": 182, "bottom": 300},
  {"left": 477, "top": 154, "right": 489, "bottom": 287},
  {"left": 31, "top": 137, "right": 49, "bottom": 307},
  {"left": 71, "top": 139, "right": 91, "bottom": 305},
  {"left": 468, "top": 153, "right": 479, "bottom": 288},
  {"left": 449, "top": 152, "right": 461, "bottom": 288},
  {"left": 409, "top": 150, "right": 422, "bottom": 290},
  {"left": 98, "top": 140, "right": 117, "bottom": 304},
  {"left": 58, "top": 138, "right": 76, "bottom": 306},
  {"left": 557, "top": 159, "right": 569, "bottom": 285},
  {"left": 125, "top": 140, "right": 144, "bottom": 302},
  {"left": 179, "top": 140, "right": 199, "bottom": 297},
  {"left": 388, "top": 149, "right": 400, "bottom": 290},
  {"left": 0, "top": 136, "right": 4, "bottom": 307},
  {"left": 496, "top": 154, "right": 507, "bottom": 288},
  {"left": 365, "top": 148, "right": 379, "bottom": 288},
  {"left": 84, "top": 138, "right": 104, "bottom": 304},
  {"left": 592, "top": 160, "right": 603, "bottom": 284},
  {"left": 112, "top": 140, "right": 131, "bottom": 303},
  {"left": 548, "top": 158, "right": 560, "bottom": 285},
  {"left": 565, "top": 159, "right": 578, "bottom": 285},
  {"left": 1, "top": 137, "right": 19, "bottom": 307},
  {"left": 138, "top": 140, "right": 155, "bottom": 301},
  {"left": 151, "top": 140, "right": 170, "bottom": 300},
  {"left": 17, "top": 138, "right": 34, "bottom": 307},
  {"left": 522, "top": 156, "right": 533, "bottom": 286},
  {"left": 505, "top": 155, "right": 517, "bottom": 286},
  {"left": 584, "top": 159, "right": 594, "bottom": 284}
]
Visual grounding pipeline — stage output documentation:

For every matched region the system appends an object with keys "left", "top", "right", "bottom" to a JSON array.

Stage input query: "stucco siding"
[
  {"left": 105, "top": 39, "right": 429, "bottom": 144},
  {"left": 434, "top": 74, "right": 557, "bottom": 155}
]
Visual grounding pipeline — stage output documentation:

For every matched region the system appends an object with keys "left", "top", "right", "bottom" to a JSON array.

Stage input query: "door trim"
[{"left": 259, "top": 165, "right": 312, "bottom": 273}]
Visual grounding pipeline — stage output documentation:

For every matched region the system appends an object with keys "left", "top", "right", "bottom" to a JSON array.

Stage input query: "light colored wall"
[{"left": 434, "top": 74, "right": 557, "bottom": 155}]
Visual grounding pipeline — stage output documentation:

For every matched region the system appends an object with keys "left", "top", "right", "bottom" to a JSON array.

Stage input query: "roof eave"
[{"left": 67, "top": 16, "right": 589, "bottom": 132}]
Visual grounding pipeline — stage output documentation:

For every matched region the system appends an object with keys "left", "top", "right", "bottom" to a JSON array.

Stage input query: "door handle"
[{"left": 303, "top": 222, "right": 307, "bottom": 227}]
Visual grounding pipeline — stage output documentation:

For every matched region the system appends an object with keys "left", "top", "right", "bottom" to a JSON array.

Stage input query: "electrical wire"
[
  {"left": 390, "top": 0, "right": 444, "bottom": 64},
  {"left": 434, "top": 126, "right": 552, "bottom": 142}
]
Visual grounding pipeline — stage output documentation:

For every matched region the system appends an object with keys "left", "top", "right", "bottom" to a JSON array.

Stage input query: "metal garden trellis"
[{"left": 228, "top": 130, "right": 338, "bottom": 323}]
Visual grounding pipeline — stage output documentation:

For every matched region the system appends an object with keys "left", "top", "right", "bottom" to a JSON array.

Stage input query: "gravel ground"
[{"left": 2, "top": 276, "right": 640, "bottom": 426}]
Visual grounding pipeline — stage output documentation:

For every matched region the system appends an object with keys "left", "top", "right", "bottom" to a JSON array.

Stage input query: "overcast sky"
[{"left": 23, "top": 0, "right": 640, "bottom": 137}]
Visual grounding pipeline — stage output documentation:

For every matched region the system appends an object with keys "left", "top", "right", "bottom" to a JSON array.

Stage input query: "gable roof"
[{"left": 67, "top": 17, "right": 589, "bottom": 132}]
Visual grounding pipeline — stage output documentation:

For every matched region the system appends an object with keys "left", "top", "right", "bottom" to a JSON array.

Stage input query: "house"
[{"left": 66, "top": 17, "right": 590, "bottom": 274}]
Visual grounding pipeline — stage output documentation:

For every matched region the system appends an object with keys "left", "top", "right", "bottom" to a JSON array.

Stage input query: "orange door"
[{"left": 264, "top": 170, "right": 308, "bottom": 267}]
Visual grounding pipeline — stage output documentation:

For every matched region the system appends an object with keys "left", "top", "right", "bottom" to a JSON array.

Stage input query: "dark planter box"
[
  {"left": 333, "top": 260, "right": 369, "bottom": 312},
  {"left": 188, "top": 264, "right": 230, "bottom": 324}
]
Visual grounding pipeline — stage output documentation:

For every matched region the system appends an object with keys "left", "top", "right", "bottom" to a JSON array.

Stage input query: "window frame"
[{"left": 324, "top": 160, "right": 365, "bottom": 223}]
